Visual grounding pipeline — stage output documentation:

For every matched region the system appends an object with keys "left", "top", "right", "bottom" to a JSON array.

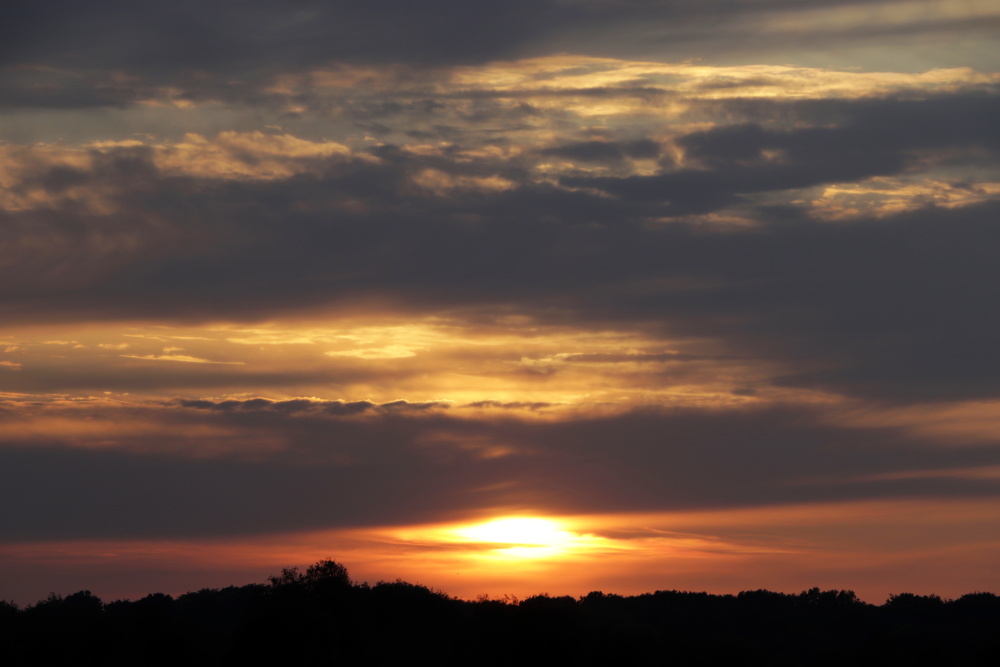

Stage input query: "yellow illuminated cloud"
[
  {"left": 153, "top": 131, "right": 357, "bottom": 181},
  {"left": 324, "top": 345, "right": 420, "bottom": 359},
  {"left": 411, "top": 169, "right": 515, "bottom": 195},
  {"left": 812, "top": 177, "right": 1000, "bottom": 219},
  {"left": 121, "top": 353, "right": 245, "bottom": 365},
  {"left": 448, "top": 57, "right": 997, "bottom": 101},
  {"left": 0, "top": 316, "right": 787, "bottom": 410}
]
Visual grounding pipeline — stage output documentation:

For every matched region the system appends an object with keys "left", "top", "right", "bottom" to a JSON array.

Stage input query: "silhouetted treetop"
[{"left": 268, "top": 558, "right": 352, "bottom": 592}]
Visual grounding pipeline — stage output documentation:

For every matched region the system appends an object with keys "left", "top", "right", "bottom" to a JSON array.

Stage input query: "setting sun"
[
  {"left": 443, "top": 516, "right": 613, "bottom": 560},
  {"left": 458, "top": 517, "right": 566, "bottom": 545}
]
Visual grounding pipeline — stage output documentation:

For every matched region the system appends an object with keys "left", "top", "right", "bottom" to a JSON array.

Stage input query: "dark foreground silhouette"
[{"left": 3, "top": 559, "right": 998, "bottom": 665}]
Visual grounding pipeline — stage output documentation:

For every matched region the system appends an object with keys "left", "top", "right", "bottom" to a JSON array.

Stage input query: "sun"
[
  {"left": 449, "top": 516, "right": 590, "bottom": 560},
  {"left": 384, "top": 515, "right": 622, "bottom": 566},
  {"left": 458, "top": 517, "right": 569, "bottom": 546}
]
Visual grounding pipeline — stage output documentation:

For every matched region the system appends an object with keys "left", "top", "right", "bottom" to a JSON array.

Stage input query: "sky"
[{"left": 2, "top": 0, "right": 1000, "bottom": 605}]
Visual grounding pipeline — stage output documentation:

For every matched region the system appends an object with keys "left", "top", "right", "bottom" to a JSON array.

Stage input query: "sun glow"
[
  {"left": 459, "top": 517, "right": 566, "bottom": 545},
  {"left": 449, "top": 516, "right": 608, "bottom": 560}
]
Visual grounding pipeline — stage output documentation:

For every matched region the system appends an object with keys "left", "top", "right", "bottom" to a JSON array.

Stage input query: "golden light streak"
[
  {"left": 153, "top": 131, "right": 357, "bottom": 181},
  {"left": 1, "top": 317, "right": 777, "bottom": 409},
  {"left": 324, "top": 345, "right": 420, "bottom": 359},
  {"left": 449, "top": 57, "right": 997, "bottom": 100},
  {"left": 812, "top": 177, "right": 1000, "bottom": 219},
  {"left": 121, "top": 354, "right": 245, "bottom": 365},
  {"left": 411, "top": 168, "right": 515, "bottom": 195}
]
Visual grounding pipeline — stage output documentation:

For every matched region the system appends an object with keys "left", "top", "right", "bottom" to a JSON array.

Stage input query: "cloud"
[
  {"left": 172, "top": 397, "right": 449, "bottom": 415},
  {"left": 2, "top": 89, "right": 999, "bottom": 403},
  {"left": 324, "top": 346, "right": 416, "bottom": 359},
  {"left": 2, "top": 401, "right": 999, "bottom": 542},
  {"left": 565, "top": 94, "right": 1000, "bottom": 214},
  {"left": 121, "top": 354, "right": 244, "bottom": 365},
  {"left": 463, "top": 400, "right": 553, "bottom": 410},
  {"left": 154, "top": 132, "right": 356, "bottom": 181},
  {"left": 4, "top": 2, "right": 997, "bottom": 102},
  {"left": 557, "top": 352, "right": 703, "bottom": 364},
  {"left": 540, "top": 139, "right": 660, "bottom": 165}
]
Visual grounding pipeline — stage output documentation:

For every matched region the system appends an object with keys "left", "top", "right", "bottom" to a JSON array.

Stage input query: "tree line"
[{"left": 2, "top": 559, "right": 998, "bottom": 665}]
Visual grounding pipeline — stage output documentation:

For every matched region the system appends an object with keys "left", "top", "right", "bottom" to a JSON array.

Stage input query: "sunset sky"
[{"left": 3, "top": 0, "right": 1000, "bottom": 605}]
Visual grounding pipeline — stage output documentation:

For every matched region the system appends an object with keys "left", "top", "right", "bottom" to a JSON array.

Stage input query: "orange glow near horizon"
[
  {"left": 5, "top": 316, "right": 1000, "bottom": 604},
  {"left": 3, "top": 498, "right": 1000, "bottom": 606}
]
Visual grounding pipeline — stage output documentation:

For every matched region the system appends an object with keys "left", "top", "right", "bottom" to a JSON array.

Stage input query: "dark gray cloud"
[
  {"left": 5, "top": 0, "right": 996, "bottom": 110},
  {"left": 568, "top": 94, "right": 1000, "bottom": 213},
  {"left": 0, "top": 364, "right": 347, "bottom": 394},
  {"left": 680, "top": 95, "right": 1000, "bottom": 163},
  {"left": 0, "top": 66, "right": 152, "bottom": 109},
  {"left": 2, "top": 0, "right": 552, "bottom": 84},
  {"left": 2, "top": 403, "right": 999, "bottom": 542},
  {"left": 540, "top": 139, "right": 661, "bottom": 164},
  {"left": 174, "top": 398, "right": 379, "bottom": 415}
]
